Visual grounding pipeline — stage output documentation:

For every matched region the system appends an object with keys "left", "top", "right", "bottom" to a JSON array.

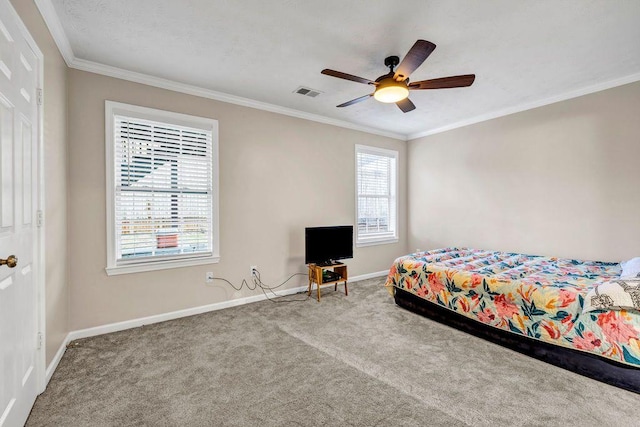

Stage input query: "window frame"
[
  {"left": 105, "top": 101, "right": 220, "bottom": 276},
  {"left": 355, "top": 144, "right": 399, "bottom": 247}
]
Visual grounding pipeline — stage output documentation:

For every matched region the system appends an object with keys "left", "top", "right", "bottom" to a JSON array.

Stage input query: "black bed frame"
[{"left": 394, "top": 287, "right": 640, "bottom": 394}]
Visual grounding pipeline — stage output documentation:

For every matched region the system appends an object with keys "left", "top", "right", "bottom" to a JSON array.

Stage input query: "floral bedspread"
[{"left": 385, "top": 248, "right": 640, "bottom": 367}]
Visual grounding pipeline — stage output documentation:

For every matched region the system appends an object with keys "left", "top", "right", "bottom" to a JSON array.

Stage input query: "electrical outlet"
[
  {"left": 250, "top": 265, "right": 258, "bottom": 277},
  {"left": 205, "top": 272, "right": 214, "bottom": 283}
]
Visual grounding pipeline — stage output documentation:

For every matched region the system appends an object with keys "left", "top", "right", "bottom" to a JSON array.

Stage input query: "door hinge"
[
  {"left": 37, "top": 332, "right": 42, "bottom": 350},
  {"left": 36, "top": 88, "right": 43, "bottom": 106},
  {"left": 36, "top": 210, "right": 43, "bottom": 227}
]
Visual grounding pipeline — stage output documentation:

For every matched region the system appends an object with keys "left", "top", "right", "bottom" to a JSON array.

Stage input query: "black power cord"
[
  {"left": 253, "top": 270, "right": 310, "bottom": 303},
  {"left": 209, "top": 269, "right": 310, "bottom": 303}
]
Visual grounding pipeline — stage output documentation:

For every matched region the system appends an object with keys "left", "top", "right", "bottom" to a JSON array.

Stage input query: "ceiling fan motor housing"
[{"left": 384, "top": 55, "right": 400, "bottom": 70}]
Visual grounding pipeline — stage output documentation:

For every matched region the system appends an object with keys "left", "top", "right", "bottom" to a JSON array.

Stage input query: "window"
[
  {"left": 105, "top": 101, "right": 219, "bottom": 275},
  {"left": 355, "top": 145, "right": 398, "bottom": 246}
]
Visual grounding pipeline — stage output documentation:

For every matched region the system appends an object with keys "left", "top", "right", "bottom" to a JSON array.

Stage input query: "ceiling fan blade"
[
  {"left": 409, "top": 74, "right": 476, "bottom": 90},
  {"left": 321, "top": 69, "right": 375, "bottom": 85},
  {"left": 337, "top": 94, "right": 373, "bottom": 107},
  {"left": 396, "top": 98, "right": 416, "bottom": 113},
  {"left": 394, "top": 40, "right": 436, "bottom": 81}
]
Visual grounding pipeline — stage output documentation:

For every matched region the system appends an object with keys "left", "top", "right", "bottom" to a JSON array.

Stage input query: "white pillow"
[{"left": 621, "top": 257, "right": 640, "bottom": 279}]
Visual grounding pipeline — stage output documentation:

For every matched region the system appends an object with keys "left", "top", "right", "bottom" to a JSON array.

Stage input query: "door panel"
[
  {"left": 21, "top": 117, "right": 31, "bottom": 225},
  {"left": 0, "top": 1, "right": 40, "bottom": 426},
  {"left": 0, "top": 97, "right": 12, "bottom": 228}
]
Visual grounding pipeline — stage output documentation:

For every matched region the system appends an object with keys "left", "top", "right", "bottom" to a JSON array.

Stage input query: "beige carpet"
[{"left": 28, "top": 278, "right": 638, "bottom": 426}]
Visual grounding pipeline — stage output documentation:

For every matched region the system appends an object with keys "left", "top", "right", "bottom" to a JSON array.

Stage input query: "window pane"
[
  {"left": 356, "top": 146, "right": 397, "bottom": 243},
  {"left": 357, "top": 152, "right": 391, "bottom": 196},
  {"left": 114, "top": 115, "right": 213, "bottom": 262},
  {"left": 357, "top": 196, "right": 390, "bottom": 234},
  {"left": 116, "top": 191, "right": 211, "bottom": 259}
]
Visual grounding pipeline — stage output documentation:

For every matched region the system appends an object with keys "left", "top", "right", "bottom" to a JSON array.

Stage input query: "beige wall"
[
  {"left": 408, "top": 81, "right": 640, "bottom": 262},
  {"left": 11, "top": 0, "right": 69, "bottom": 365},
  {"left": 67, "top": 69, "right": 407, "bottom": 330}
]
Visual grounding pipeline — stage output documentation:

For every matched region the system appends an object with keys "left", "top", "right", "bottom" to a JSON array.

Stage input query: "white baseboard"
[
  {"left": 45, "top": 333, "right": 70, "bottom": 385},
  {"left": 67, "top": 284, "right": 309, "bottom": 342},
  {"left": 44, "top": 269, "right": 389, "bottom": 385},
  {"left": 350, "top": 270, "right": 389, "bottom": 282}
]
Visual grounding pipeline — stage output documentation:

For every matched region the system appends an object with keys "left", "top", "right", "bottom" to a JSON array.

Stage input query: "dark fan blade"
[
  {"left": 396, "top": 98, "right": 416, "bottom": 113},
  {"left": 394, "top": 40, "right": 436, "bottom": 81},
  {"left": 409, "top": 74, "right": 476, "bottom": 90},
  {"left": 321, "top": 69, "right": 375, "bottom": 85},
  {"left": 337, "top": 94, "right": 373, "bottom": 107}
]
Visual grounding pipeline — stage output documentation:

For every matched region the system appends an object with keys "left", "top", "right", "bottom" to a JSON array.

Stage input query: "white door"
[{"left": 0, "top": 1, "right": 40, "bottom": 426}]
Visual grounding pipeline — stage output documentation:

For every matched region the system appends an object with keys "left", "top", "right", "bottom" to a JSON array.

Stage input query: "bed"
[{"left": 385, "top": 248, "right": 640, "bottom": 393}]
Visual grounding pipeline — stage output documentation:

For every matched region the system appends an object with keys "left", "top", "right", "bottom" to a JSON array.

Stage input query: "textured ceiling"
[{"left": 49, "top": 0, "right": 640, "bottom": 138}]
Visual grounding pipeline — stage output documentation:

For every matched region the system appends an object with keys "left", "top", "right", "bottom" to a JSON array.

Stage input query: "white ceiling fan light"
[{"left": 373, "top": 78, "right": 410, "bottom": 103}]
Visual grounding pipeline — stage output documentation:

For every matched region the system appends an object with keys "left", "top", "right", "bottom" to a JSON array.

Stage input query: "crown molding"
[
  {"left": 407, "top": 71, "right": 640, "bottom": 141},
  {"left": 34, "top": 0, "right": 74, "bottom": 66},
  {"left": 70, "top": 57, "right": 407, "bottom": 140}
]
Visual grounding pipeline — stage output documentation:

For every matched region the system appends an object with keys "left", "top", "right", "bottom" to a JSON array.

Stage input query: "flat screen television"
[{"left": 305, "top": 225, "right": 353, "bottom": 265}]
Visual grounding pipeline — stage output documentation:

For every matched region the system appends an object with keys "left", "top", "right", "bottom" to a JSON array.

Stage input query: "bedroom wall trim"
[
  {"left": 348, "top": 270, "right": 389, "bottom": 281},
  {"left": 33, "top": 0, "right": 405, "bottom": 142},
  {"left": 45, "top": 336, "right": 67, "bottom": 384},
  {"left": 69, "top": 58, "right": 406, "bottom": 141},
  {"left": 32, "top": 0, "right": 73, "bottom": 63},
  {"left": 44, "top": 269, "right": 389, "bottom": 385},
  {"left": 407, "top": 71, "right": 640, "bottom": 140}
]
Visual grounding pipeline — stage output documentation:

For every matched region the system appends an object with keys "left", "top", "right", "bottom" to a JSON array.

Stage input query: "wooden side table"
[{"left": 307, "top": 263, "right": 348, "bottom": 302}]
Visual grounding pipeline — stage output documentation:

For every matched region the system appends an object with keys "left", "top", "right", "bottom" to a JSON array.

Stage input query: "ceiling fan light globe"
[{"left": 373, "top": 80, "right": 409, "bottom": 103}]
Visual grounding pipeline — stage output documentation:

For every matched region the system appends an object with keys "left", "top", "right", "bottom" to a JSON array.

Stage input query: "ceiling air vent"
[{"left": 294, "top": 86, "right": 322, "bottom": 98}]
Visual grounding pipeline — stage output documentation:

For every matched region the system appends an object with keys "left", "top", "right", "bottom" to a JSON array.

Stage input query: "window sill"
[
  {"left": 105, "top": 255, "right": 220, "bottom": 276},
  {"left": 356, "top": 237, "right": 399, "bottom": 248}
]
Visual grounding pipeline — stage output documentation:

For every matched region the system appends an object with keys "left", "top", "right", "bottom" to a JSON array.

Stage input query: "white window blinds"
[
  {"left": 113, "top": 114, "right": 213, "bottom": 263},
  {"left": 356, "top": 145, "right": 398, "bottom": 245}
]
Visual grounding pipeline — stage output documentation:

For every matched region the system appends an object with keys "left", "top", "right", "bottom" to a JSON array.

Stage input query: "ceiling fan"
[{"left": 321, "top": 40, "right": 475, "bottom": 113}]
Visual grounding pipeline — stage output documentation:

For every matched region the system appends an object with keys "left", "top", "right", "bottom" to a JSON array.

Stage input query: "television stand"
[{"left": 307, "top": 263, "right": 348, "bottom": 302}]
